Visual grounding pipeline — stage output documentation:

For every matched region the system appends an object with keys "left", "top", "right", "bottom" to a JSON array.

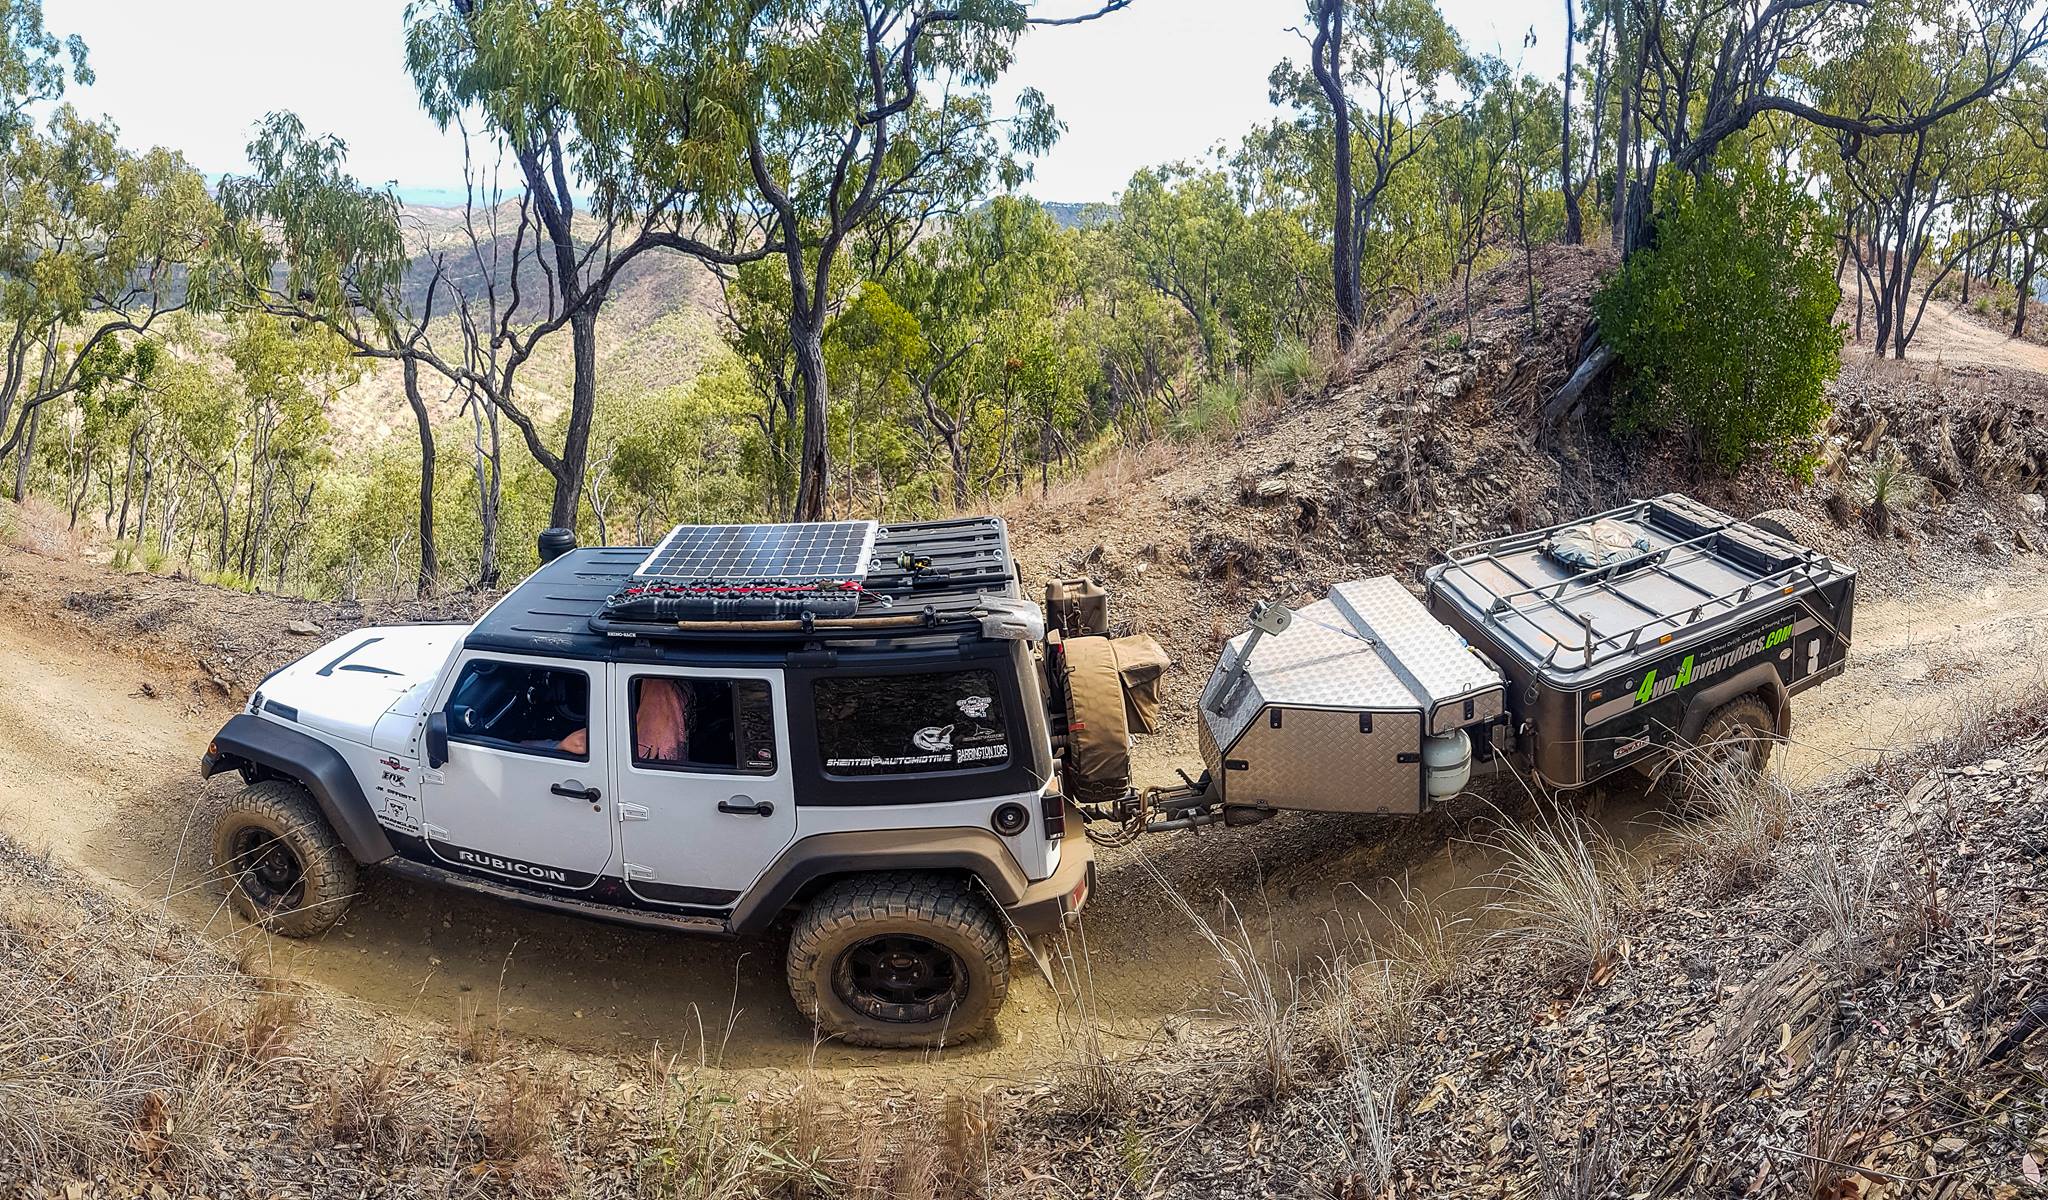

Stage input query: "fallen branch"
[{"left": 1542, "top": 341, "right": 1615, "bottom": 424}]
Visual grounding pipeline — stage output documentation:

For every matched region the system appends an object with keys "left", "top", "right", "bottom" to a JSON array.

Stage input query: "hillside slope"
[
  {"left": 3, "top": 247, "right": 2047, "bottom": 1194},
  {"left": 1006, "top": 244, "right": 2048, "bottom": 770}
]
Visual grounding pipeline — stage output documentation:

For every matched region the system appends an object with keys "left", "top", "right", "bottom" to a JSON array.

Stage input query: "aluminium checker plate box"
[{"left": 1198, "top": 577, "right": 1505, "bottom": 815}]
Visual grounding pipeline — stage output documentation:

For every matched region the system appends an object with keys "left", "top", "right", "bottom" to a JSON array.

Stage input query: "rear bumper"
[{"left": 1005, "top": 815, "right": 1095, "bottom": 936}]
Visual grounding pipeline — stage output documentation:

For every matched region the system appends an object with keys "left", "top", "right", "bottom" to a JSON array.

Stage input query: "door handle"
[
  {"left": 552, "top": 783, "right": 602, "bottom": 802},
  {"left": 717, "top": 797, "right": 775, "bottom": 818}
]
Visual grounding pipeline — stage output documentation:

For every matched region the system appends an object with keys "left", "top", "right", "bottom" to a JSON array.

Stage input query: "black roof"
[{"left": 464, "top": 516, "right": 1020, "bottom": 664}]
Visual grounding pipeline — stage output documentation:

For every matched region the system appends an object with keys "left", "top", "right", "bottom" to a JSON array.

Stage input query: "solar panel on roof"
[
  {"left": 633, "top": 521, "right": 878, "bottom": 583},
  {"left": 604, "top": 521, "right": 880, "bottom": 623}
]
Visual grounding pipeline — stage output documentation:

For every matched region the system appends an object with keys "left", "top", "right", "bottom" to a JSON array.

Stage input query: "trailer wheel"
[
  {"left": 212, "top": 779, "right": 360, "bottom": 938},
  {"left": 786, "top": 873, "right": 1009, "bottom": 1049},
  {"left": 1682, "top": 695, "right": 1777, "bottom": 798}
]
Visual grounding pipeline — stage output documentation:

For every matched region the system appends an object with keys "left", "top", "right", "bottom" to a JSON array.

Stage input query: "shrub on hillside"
[
  {"left": 1594, "top": 154, "right": 1843, "bottom": 472},
  {"left": 1252, "top": 339, "right": 1320, "bottom": 402}
]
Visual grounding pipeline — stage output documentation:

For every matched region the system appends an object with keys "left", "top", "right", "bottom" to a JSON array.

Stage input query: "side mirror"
[{"left": 426, "top": 711, "right": 450, "bottom": 769}]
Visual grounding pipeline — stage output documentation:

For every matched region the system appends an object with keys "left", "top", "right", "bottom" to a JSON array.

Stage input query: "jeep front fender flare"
[
  {"left": 202, "top": 713, "right": 395, "bottom": 865},
  {"left": 726, "top": 827, "right": 1037, "bottom": 936}
]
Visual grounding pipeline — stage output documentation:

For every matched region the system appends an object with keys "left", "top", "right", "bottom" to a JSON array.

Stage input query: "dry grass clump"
[
  {"left": 1044, "top": 917, "right": 1129, "bottom": 1116},
  {"left": 1310, "top": 880, "right": 1473, "bottom": 1065},
  {"left": 1301, "top": 1060, "right": 1401, "bottom": 1198},
  {"left": 1476, "top": 802, "right": 1640, "bottom": 978},
  {"left": 1148, "top": 860, "right": 1301, "bottom": 1099},
  {"left": 1928, "top": 674, "right": 2048, "bottom": 769},
  {"left": 0, "top": 495, "right": 87, "bottom": 557},
  {"left": 0, "top": 865, "right": 299, "bottom": 1179},
  {"left": 1799, "top": 848, "right": 1896, "bottom": 983},
  {"left": 1673, "top": 769, "right": 1795, "bottom": 894},
  {"left": 637, "top": 1060, "right": 1000, "bottom": 1200}
]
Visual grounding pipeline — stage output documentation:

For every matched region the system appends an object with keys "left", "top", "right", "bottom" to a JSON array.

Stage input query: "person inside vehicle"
[
  {"left": 549, "top": 677, "right": 693, "bottom": 761},
  {"left": 632, "top": 677, "right": 693, "bottom": 763}
]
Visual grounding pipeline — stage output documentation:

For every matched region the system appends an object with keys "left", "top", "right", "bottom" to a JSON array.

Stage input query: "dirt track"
[
  {"left": 1, "top": 548, "right": 2045, "bottom": 1081},
  {"left": 1877, "top": 298, "right": 2048, "bottom": 375}
]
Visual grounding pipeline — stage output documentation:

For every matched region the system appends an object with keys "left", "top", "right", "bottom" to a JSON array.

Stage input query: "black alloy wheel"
[
  {"left": 833, "top": 933, "right": 968, "bottom": 1024},
  {"left": 228, "top": 825, "right": 309, "bottom": 911}
]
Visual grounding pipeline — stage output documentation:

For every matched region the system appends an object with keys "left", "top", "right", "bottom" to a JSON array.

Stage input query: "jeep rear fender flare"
[
  {"left": 727, "top": 827, "right": 1030, "bottom": 936},
  {"left": 1676, "top": 664, "right": 1790, "bottom": 743},
  {"left": 202, "top": 713, "right": 395, "bottom": 865}
]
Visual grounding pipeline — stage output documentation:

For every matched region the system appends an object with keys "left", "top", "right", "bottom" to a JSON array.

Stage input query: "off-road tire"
[
  {"left": 785, "top": 873, "right": 1009, "bottom": 1049},
  {"left": 1682, "top": 695, "right": 1778, "bottom": 798},
  {"left": 211, "top": 779, "right": 360, "bottom": 938}
]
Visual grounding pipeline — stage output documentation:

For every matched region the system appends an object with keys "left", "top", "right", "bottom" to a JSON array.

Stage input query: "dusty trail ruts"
[{"left": 0, "top": 556, "right": 2044, "bottom": 1080}]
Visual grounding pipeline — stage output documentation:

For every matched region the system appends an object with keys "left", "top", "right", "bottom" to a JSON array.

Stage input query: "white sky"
[{"left": 43, "top": 0, "right": 1567, "bottom": 204}]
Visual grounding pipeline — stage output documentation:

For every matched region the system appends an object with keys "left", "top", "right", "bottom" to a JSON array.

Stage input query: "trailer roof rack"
[{"left": 1430, "top": 495, "right": 1852, "bottom": 676}]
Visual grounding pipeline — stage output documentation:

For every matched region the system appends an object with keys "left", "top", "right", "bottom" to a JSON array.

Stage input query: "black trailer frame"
[{"left": 1423, "top": 495, "right": 1856, "bottom": 789}]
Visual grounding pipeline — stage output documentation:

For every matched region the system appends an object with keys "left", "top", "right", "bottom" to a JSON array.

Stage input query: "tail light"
[{"left": 1040, "top": 791, "right": 1065, "bottom": 840}]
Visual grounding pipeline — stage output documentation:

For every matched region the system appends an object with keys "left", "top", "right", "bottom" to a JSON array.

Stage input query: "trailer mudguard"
[
  {"left": 1676, "top": 663, "right": 1790, "bottom": 742},
  {"left": 202, "top": 713, "right": 396, "bottom": 864}
]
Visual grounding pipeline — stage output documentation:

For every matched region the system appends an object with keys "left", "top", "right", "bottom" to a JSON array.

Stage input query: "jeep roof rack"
[{"left": 464, "top": 516, "right": 1022, "bottom": 662}]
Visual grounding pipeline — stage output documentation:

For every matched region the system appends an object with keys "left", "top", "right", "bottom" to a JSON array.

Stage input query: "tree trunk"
[
  {"left": 11, "top": 404, "right": 37, "bottom": 503},
  {"left": 1611, "top": 50, "right": 1633, "bottom": 244},
  {"left": 135, "top": 450, "right": 154, "bottom": 548},
  {"left": 790, "top": 311, "right": 830, "bottom": 522},
  {"left": 402, "top": 355, "right": 438, "bottom": 596},
  {"left": 1312, "top": 0, "right": 1360, "bottom": 349},
  {"left": 117, "top": 426, "right": 140, "bottom": 540},
  {"left": 2015, "top": 237, "right": 2037, "bottom": 339},
  {"left": 68, "top": 457, "right": 89, "bottom": 528},
  {"left": 476, "top": 399, "right": 502, "bottom": 589},
  {"left": 1561, "top": 0, "right": 1583, "bottom": 245},
  {"left": 949, "top": 429, "right": 969, "bottom": 510},
  {"left": 548, "top": 308, "right": 599, "bottom": 531}
]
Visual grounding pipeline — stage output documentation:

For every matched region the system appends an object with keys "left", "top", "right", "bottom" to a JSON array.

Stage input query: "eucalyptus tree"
[
  {"left": 1115, "top": 166, "right": 1245, "bottom": 372},
  {"left": 0, "top": 109, "right": 220, "bottom": 498},
  {"left": 1553, "top": 0, "right": 2048, "bottom": 413},
  {"left": 1994, "top": 69, "right": 2048, "bottom": 336},
  {"left": 673, "top": 1, "right": 1125, "bottom": 520},
  {"left": 216, "top": 112, "right": 467, "bottom": 591},
  {"left": 889, "top": 194, "right": 1081, "bottom": 508},
  {"left": 1812, "top": 3, "right": 2026, "bottom": 358},
  {"left": 0, "top": 0, "right": 88, "bottom": 139},
  {"left": 405, "top": 0, "right": 782, "bottom": 531},
  {"left": 1273, "top": 0, "right": 1466, "bottom": 350}
]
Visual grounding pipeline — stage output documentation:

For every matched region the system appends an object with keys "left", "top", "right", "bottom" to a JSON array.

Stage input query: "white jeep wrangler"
[{"left": 199, "top": 517, "right": 1145, "bottom": 1048}]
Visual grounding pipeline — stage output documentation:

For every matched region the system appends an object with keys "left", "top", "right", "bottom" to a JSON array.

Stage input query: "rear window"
[{"left": 813, "top": 670, "right": 1010, "bottom": 776}]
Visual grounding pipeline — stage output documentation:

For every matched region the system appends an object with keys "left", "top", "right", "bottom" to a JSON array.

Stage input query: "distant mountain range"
[{"left": 318, "top": 196, "right": 1105, "bottom": 447}]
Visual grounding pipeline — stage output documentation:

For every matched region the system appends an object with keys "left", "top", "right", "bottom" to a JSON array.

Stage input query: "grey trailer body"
[
  {"left": 1151, "top": 495, "right": 1855, "bottom": 830},
  {"left": 1423, "top": 494, "right": 1856, "bottom": 789}
]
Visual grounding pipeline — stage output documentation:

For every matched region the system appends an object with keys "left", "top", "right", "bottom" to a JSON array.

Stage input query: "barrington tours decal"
[{"left": 1584, "top": 614, "right": 1814, "bottom": 728}]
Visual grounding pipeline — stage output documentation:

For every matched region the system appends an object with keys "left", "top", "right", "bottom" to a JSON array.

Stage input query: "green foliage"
[
  {"left": 1252, "top": 339, "right": 1320, "bottom": 401},
  {"left": 1170, "top": 380, "right": 1245, "bottom": 442},
  {"left": 0, "top": 0, "right": 89, "bottom": 137},
  {"left": 1594, "top": 154, "right": 1844, "bottom": 471}
]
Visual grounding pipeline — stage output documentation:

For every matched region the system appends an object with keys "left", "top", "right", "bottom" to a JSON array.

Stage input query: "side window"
[
  {"left": 629, "top": 676, "right": 777, "bottom": 775},
  {"left": 813, "top": 670, "right": 1010, "bottom": 776},
  {"left": 445, "top": 659, "right": 590, "bottom": 761}
]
